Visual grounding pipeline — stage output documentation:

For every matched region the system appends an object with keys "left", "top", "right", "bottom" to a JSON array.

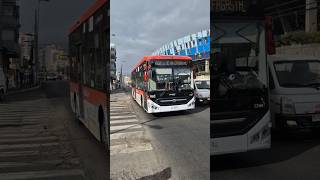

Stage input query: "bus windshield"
[
  {"left": 149, "top": 66, "right": 192, "bottom": 91},
  {"left": 212, "top": 22, "right": 268, "bottom": 113}
]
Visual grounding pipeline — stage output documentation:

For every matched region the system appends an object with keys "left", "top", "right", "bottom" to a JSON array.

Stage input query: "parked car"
[
  {"left": 46, "top": 72, "right": 58, "bottom": 81},
  {"left": 194, "top": 78, "right": 210, "bottom": 104},
  {"left": 268, "top": 55, "right": 320, "bottom": 131},
  {"left": 0, "top": 68, "right": 7, "bottom": 101}
]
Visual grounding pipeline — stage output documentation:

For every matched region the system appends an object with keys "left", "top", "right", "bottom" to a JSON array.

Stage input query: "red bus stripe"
[{"left": 68, "top": 0, "right": 107, "bottom": 34}]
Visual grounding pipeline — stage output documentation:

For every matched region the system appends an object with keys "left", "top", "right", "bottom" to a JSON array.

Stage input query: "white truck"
[
  {"left": 269, "top": 55, "right": 320, "bottom": 130},
  {"left": 0, "top": 67, "right": 7, "bottom": 101},
  {"left": 194, "top": 76, "right": 210, "bottom": 103}
]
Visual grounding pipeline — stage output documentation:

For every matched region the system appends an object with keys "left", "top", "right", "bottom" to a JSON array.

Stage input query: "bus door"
[{"left": 143, "top": 66, "right": 148, "bottom": 110}]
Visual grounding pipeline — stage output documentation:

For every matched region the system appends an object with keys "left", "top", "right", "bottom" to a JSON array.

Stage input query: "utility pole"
[
  {"left": 120, "top": 64, "right": 123, "bottom": 88},
  {"left": 34, "top": 9, "right": 38, "bottom": 85},
  {"left": 306, "top": 0, "right": 318, "bottom": 33},
  {"left": 34, "top": 0, "right": 50, "bottom": 85}
]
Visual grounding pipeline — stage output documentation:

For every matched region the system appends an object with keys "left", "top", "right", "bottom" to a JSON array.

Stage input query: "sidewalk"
[{"left": 7, "top": 84, "right": 41, "bottom": 95}]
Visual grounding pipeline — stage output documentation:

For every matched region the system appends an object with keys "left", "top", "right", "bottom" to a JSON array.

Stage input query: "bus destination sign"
[
  {"left": 153, "top": 60, "right": 188, "bottom": 66},
  {"left": 212, "top": 0, "right": 262, "bottom": 18}
]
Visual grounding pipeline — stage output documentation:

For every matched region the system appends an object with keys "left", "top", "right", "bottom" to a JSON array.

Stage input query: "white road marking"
[
  {"left": 110, "top": 124, "right": 143, "bottom": 131},
  {"left": 110, "top": 143, "right": 153, "bottom": 155},
  {"left": 110, "top": 119, "right": 139, "bottom": 125},
  {"left": 110, "top": 131, "right": 144, "bottom": 140},
  {"left": 0, "top": 142, "right": 59, "bottom": 150},
  {"left": 0, "top": 150, "right": 39, "bottom": 158},
  {"left": 0, "top": 136, "right": 57, "bottom": 143},
  {"left": 111, "top": 115, "right": 136, "bottom": 120},
  {"left": 0, "top": 169, "right": 84, "bottom": 180}
]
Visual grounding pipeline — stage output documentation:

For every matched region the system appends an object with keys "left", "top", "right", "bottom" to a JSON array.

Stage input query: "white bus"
[{"left": 211, "top": 0, "right": 273, "bottom": 155}]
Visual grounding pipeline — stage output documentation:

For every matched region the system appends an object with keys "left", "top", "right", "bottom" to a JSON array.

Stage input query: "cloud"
[{"left": 111, "top": 0, "right": 210, "bottom": 74}]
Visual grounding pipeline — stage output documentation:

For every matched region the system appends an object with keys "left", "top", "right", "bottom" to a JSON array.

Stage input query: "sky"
[
  {"left": 111, "top": 0, "right": 210, "bottom": 75},
  {"left": 19, "top": 0, "right": 95, "bottom": 49}
]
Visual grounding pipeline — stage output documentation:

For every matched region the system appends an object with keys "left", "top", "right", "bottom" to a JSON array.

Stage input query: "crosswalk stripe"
[
  {"left": 110, "top": 143, "right": 153, "bottom": 155},
  {"left": 110, "top": 119, "right": 139, "bottom": 125},
  {"left": 0, "top": 150, "right": 39, "bottom": 158},
  {"left": 0, "top": 159, "right": 80, "bottom": 169},
  {"left": 0, "top": 136, "right": 57, "bottom": 143},
  {"left": 110, "top": 131, "right": 144, "bottom": 140},
  {"left": 0, "top": 133, "right": 50, "bottom": 139},
  {"left": 0, "top": 169, "right": 84, "bottom": 180},
  {"left": 110, "top": 124, "right": 142, "bottom": 131},
  {"left": 0, "top": 142, "right": 59, "bottom": 151},
  {"left": 111, "top": 115, "right": 136, "bottom": 120}
]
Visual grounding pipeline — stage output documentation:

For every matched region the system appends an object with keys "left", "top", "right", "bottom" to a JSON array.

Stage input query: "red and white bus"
[
  {"left": 68, "top": 0, "right": 109, "bottom": 147},
  {"left": 131, "top": 55, "right": 195, "bottom": 113}
]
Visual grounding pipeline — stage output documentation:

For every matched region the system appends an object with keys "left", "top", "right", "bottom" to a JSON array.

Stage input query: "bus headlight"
[
  {"left": 281, "top": 97, "right": 296, "bottom": 115},
  {"left": 149, "top": 94, "right": 156, "bottom": 98}
]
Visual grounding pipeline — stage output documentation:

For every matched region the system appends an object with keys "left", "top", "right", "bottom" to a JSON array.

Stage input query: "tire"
[{"left": 99, "top": 109, "right": 108, "bottom": 149}]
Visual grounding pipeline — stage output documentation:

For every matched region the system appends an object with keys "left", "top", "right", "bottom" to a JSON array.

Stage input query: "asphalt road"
[
  {"left": 211, "top": 130, "right": 320, "bottom": 180},
  {"left": 110, "top": 90, "right": 210, "bottom": 179},
  {"left": 137, "top": 104, "right": 210, "bottom": 179},
  {"left": 1, "top": 80, "right": 108, "bottom": 180}
]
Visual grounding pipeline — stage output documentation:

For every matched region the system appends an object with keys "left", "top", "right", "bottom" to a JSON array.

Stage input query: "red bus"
[
  {"left": 68, "top": 0, "right": 109, "bottom": 147},
  {"left": 131, "top": 55, "right": 195, "bottom": 113}
]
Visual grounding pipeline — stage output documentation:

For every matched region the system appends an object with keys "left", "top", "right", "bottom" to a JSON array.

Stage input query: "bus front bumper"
[{"left": 147, "top": 97, "right": 196, "bottom": 113}]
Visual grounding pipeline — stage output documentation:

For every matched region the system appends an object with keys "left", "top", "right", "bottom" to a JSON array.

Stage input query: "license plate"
[
  {"left": 171, "top": 106, "right": 178, "bottom": 110},
  {"left": 312, "top": 114, "right": 320, "bottom": 122}
]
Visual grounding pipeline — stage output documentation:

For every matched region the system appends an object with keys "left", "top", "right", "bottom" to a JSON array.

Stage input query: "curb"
[{"left": 7, "top": 85, "right": 41, "bottom": 95}]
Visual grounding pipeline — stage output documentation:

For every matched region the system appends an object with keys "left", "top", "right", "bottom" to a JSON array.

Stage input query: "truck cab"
[
  {"left": 194, "top": 75, "right": 210, "bottom": 104},
  {"left": 0, "top": 67, "right": 7, "bottom": 101},
  {"left": 268, "top": 55, "right": 320, "bottom": 130}
]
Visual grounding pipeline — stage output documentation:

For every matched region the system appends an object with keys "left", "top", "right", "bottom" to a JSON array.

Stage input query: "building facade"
[
  {"left": 0, "top": 0, "right": 20, "bottom": 88},
  {"left": 152, "top": 29, "right": 210, "bottom": 76},
  {"left": 110, "top": 43, "right": 116, "bottom": 90},
  {"left": 40, "top": 44, "right": 67, "bottom": 73}
]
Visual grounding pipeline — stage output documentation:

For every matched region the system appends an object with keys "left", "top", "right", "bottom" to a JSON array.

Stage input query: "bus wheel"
[{"left": 99, "top": 108, "right": 108, "bottom": 149}]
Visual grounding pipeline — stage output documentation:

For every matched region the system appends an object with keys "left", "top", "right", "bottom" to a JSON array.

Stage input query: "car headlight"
[{"left": 281, "top": 97, "right": 296, "bottom": 115}]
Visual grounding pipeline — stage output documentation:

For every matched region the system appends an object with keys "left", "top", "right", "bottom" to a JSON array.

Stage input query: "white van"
[
  {"left": 194, "top": 77, "right": 210, "bottom": 103},
  {"left": 0, "top": 67, "right": 7, "bottom": 101},
  {"left": 268, "top": 55, "right": 320, "bottom": 130}
]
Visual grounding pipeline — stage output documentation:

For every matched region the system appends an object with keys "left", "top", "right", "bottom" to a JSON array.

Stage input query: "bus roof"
[
  {"left": 68, "top": 0, "right": 107, "bottom": 35},
  {"left": 132, "top": 55, "right": 192, "bottom": 73}
]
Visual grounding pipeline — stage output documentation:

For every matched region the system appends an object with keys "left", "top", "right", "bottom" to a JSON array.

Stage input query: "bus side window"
[{"left": 269, "top": 69, "right": 275, "bottom": 90}]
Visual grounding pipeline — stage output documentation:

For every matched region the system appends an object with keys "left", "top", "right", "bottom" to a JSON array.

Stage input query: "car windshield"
[
  {"left": 148, "top": 67, "right": 192, "bottom": 91},
  {"left": 195, "top": 80, "right": 210, "bottom": 89},
  {"left": 274, "top": 60, "right": 320, "bottom": 88}
]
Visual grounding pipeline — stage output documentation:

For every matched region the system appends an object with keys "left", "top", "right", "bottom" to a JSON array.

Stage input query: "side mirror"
[{"left": 151, "top": 69, "right": 156, "bottom": 78}]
